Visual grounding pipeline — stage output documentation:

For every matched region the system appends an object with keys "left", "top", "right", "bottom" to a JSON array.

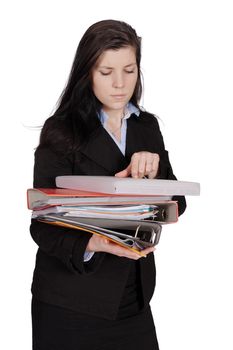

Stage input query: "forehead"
[{"left": 96, "top": 46, "right": 136, "bottom": 67}]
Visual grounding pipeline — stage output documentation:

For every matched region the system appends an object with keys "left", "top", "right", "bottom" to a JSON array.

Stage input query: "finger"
[
  {"left": 110, "top": 241, "right": 155, "bottom": 258},
  {"left": 137, "top": 153, "right": 147, "bottom": 178},
  {"left": 147, "top": 156, "right": 159, "bottom": 178},
  {"left": 140, "top": 246, "right": 156, "bottom": 255},
  {"left": 152, "top": 154, "right": 159, "bottom": 172},
  {"left": 115, "top": 164, "right": 131, "bottom": 178},
  {"left": 145, "top": 157, "right": 154, "bottom": 174},
  {"left": 104, "top": 241, "right": 141, "bottom": 260},
  {"left": 152, "top": 157, "right": 157, "bottom": 172},
  {"left": 147, "top": 166, "right": 157, "bottom": 179},
  {"left": 131, "top": 154, "right": 140, "bottom": 178}
]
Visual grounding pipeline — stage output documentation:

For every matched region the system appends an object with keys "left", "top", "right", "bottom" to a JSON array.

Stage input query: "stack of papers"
[
  {"left": 56, "top": 176, "right": 200, "bottom": 196},
  {"left": 32, "top": 204, "right": 159, "bottom": 220},
  {"left": 27, "top": 176, "right": 200, "bottom": 254}
]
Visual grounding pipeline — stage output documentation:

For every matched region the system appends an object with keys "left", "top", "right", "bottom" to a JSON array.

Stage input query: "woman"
[{"left": 30, "top": 19, "right": 186, "bottom": 350}]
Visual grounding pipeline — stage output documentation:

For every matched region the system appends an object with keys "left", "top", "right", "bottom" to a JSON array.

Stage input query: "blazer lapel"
[
  {"left": 125, "top": 112, "right": 161, "bottom": 159},
  {"left": 79, "top": 125, "right": 128, "bottom": 175},
  {"left": 79, "top": 112, "right": 159, "bottom": 175}
]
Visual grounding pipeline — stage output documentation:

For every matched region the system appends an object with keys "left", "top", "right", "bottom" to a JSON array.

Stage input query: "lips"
[{"left": 111, "top": 94, "right": 126, "bottom": 99}]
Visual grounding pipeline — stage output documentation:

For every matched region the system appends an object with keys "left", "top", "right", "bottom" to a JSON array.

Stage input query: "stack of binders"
[{"left": 27, "top": 176, "right": 200, "bottom": 255}]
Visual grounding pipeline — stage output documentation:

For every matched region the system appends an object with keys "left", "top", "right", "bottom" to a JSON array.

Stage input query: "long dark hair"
[{"left": 39, "top": 19, "right": 142, "bottom": 153}]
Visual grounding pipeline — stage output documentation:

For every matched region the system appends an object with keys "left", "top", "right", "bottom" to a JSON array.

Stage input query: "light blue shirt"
[
  {"left": 84, "top": 102, "right": 140, "bottom": 262},
  {"left": 98, "top": 102, "right": 140, "bottom": 155}
]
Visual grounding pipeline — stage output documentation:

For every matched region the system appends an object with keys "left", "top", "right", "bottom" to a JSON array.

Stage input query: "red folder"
[{"left": 27, "top": 188, "right": 172, "bottom": 210}]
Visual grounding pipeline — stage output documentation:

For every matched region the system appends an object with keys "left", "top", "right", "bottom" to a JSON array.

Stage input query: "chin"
[{"left": 111, "top": 101, "right": 129, "bottom": 109}]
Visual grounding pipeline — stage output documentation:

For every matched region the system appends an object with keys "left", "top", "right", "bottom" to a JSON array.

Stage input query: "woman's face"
[{"left": 92, "top": 46, "right": 138, "bottom": 116}]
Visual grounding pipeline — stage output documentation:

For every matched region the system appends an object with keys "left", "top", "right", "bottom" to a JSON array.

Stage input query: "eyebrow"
[{"left": 98, "top": 63, "right": 137, "bottom": 69}]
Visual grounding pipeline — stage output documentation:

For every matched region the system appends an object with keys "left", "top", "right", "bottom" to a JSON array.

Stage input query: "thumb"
[{"left": 115, "top": 164, "right": 131, "bottom": 178}]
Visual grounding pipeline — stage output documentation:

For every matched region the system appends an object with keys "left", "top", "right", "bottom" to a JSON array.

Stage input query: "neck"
[{"left": 102, "top": 108, "right": 125, "bottom": 122}]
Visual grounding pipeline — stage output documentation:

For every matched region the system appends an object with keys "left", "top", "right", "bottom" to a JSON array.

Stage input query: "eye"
[
  {"left": 99, "top": 71, "right": 111, "bottom": 76},
  {"left": 125, "top": 70, "right": 135, "bottom": 74}
]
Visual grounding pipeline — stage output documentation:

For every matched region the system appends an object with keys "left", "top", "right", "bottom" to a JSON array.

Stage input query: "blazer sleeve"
[
  {"left": 152, "top": 117, "right": 187, "bottom": 216},
  {"left": 30, "top": 146, "right": 105, "bottom": 274}
]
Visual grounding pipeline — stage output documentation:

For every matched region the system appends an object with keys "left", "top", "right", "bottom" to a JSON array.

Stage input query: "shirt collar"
[{"left": 98, "top": 102, "right": 140, "bottom": 124}]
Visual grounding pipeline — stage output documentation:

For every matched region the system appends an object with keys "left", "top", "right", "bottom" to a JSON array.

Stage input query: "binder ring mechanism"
[{"left": 134, "top": 223, "right": 162, "bottom": 248}]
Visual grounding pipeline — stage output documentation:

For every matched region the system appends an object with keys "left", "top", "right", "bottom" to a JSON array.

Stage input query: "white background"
[{"left": 1, "top": 0, "right": 232, "bottom": 349}]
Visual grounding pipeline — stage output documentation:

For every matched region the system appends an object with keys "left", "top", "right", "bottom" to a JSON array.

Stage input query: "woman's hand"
[
  {"left": 115, "top": 151, "right": 160, "bottom": 179},
  {"left": 86, "top": 234, "right": 155, "bottom": 260},
  {"left": 85, "top": 151, "right": 160, "bottom": 259}
]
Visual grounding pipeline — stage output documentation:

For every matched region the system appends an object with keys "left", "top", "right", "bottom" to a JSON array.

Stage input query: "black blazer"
[{"left": 30, "top": 111, "right": 186, "bottom": 320}]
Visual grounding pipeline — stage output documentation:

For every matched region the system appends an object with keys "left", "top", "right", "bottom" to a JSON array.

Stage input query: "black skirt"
[{"left": 31, "top": 261, "right": 159, "bottom": 350}]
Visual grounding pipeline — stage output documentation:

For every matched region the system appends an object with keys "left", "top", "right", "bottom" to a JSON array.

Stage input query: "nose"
[{"left": 112, "top": 72, "right": 125, "bottom": 89}]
